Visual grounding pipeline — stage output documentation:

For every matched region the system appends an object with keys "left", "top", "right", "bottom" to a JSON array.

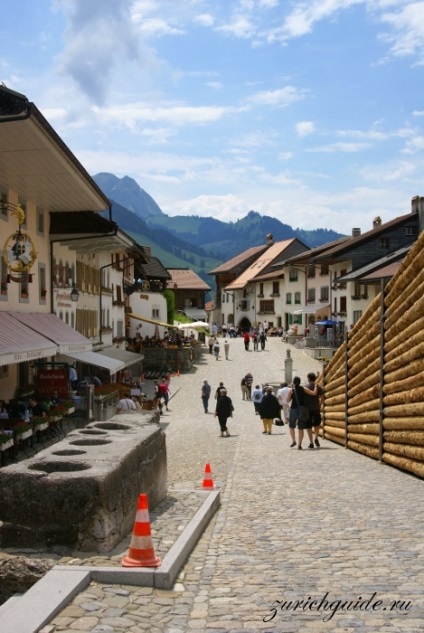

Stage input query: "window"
[
  {"left": 152, "top": 308, "right": 160, "bottom": 319},
  {"left": 353, "top": 310, "right": 363, "bottom": 324},
  {"left": 259, "top": 282, "right": 264, "bottom": 296},
  {"left": 294, "top": 292, "right": 301, "bottom": 304},
  {"left": 272, "top": 281, "right": 280, "bottom": 296},
  {"left": 289, "top": 269, "right": 298, "bottom": 282},
  {"left": 320, "top": 263, "right": 329, "bottom": 276},
  {"left": 404, "top": 226, "right": 415, "bottom": 236},
  {"left": 37, "top": 208, "right": 45, "bottom": 236},
  {"left": 307, "top": 288, "right": 316, "bottom": 303},
  {"left": 116, "top": 320, "right": 124, "bottom": 337},
  {"left": 259, "top": 300, "right": 274, "bottom": 314},
  {"left": 320, "top": 286, "right": 329, "bottom": 302},
  {"left": 286, "top": 292, "right": 292, "bottom": 305},
  {"left": 39, "top": 263, "right": 47, "bottom": 303},
  {"left": 307, "top": 265, "right": 315, "bottom": 278},
  {"left": 340, "top": 296, "right": 347, "bottom": 312},
  {"left": 0, "top": 193, "right": 7, "bottom": 219},
  {"left": 379, "top": 237, "right": 389, "bottom": 250},
  {"left": 20, "top": 277, "right": 29, "bottom": 302}
]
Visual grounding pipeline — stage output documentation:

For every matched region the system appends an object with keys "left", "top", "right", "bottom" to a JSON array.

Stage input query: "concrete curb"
[{"left": 0, "top": 490, "right": 220, "bottom": 633}]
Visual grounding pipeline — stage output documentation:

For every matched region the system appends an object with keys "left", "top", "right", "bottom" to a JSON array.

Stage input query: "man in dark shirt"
[{"left": 304, "top": 372, "right": 324, "bottom": 447}]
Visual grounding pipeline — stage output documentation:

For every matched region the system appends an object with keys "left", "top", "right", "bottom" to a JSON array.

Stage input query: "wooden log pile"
[
  {"left": 321, "top": 229, "right": 424, "bottom": 479},
  {"left": 323, "top": 342, "right": 347, "bottom": 445},
  {"left": 382, "top": 229, "right": 424, "bottom": 478}
]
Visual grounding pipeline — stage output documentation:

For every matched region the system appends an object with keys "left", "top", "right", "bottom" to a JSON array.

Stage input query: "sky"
[{"left": 1, "top": 1, "right": 424, "bottom": 235}]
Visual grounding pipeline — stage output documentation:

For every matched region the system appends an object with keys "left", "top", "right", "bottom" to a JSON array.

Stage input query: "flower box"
[
  {"left": 0, "top": 438, "right": 14, "bottom": 451},
  {"left": 49, "top": 415, "right": 62, "bottom": 423},
  {"left": 18, "top": 429, "right": 33, "bottom": 441}
]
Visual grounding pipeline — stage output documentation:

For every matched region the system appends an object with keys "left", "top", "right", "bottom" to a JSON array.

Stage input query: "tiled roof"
[
  {"left": 314, "top": 212, "right": 416, "bottom": 260},
  {"left": 208, "top": 244, "right": 269, "bottom": 274},
  {"left": 167, "top": 268, "right": 211, "bottom": 290},
  {"left": 360, "top": 261, "right": 402, "bottom": 281},
  {"left": 138, "top": 256, "right": 170, "bottom": 280},
  {"left": 225, "top": 240, "right": 296, "bottom": 290}
]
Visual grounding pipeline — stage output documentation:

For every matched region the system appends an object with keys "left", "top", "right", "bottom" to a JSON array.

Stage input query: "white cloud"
[
  {"left": 307, "top": 141, "right": 371, "bottom": 152},
  {"left": 296, "top": 121, "right": 316, "bottom": 137},
  {"left": 194, "top": 13, "right": 215, "bottom": 27},
  {"left": 249, "top": 85, "right": 308, "bottom": 107}
]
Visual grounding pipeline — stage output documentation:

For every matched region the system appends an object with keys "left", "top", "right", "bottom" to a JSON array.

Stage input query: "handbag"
[{"left": 293, "top": 388, "right": 309, "bottom": 423}]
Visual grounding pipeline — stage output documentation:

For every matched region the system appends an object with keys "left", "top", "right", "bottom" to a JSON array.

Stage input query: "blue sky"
[{"left": 2, "top": 1, "right": 424, "bottom": 234}]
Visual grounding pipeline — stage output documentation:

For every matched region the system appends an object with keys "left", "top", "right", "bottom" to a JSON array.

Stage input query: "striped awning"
[
  {"left": 0, "top": 312, "right": 57, "bottom": 366},
  {"left": 13, "top": 312, "right": 92, "bottom": 353}
]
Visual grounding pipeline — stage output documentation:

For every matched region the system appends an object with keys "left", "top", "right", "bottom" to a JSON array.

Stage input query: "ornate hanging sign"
[{"left": 2, "top": 204, "right": 37, "bottom": 277}]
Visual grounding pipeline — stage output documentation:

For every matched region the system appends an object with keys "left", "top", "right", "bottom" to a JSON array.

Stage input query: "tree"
[{"left": 162, "top": 289, "right": 175, "bottom": 325}]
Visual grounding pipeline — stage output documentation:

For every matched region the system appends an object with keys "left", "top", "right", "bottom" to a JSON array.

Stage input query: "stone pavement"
[{"left": 12, "top": 338, "right": 424, "bottom": 631}]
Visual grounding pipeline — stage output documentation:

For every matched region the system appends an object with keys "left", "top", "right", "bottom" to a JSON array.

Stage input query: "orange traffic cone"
[
  {"left": 176, "top": 368, "right": 180, "bottom": 377},
  {"left": 122, "top": 493, "right": 161, "bottom": 568},
  {"left": 202, "top": 463, "right": 214, "bottom": 489}
]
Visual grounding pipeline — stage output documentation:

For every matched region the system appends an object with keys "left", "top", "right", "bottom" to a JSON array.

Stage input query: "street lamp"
[{"left": 70, "top": 283, "right": 79, "bottom": 302}]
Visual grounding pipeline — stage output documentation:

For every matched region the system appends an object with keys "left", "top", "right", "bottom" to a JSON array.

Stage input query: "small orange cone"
[
  {"left": 202, "top": 463, "right": 214, "bottom": 489},
  {"left": 176, "top": 368, "right": 180, "bottom": 377},
  {"left": 122, "top": 493, "right": 161, "bottom": 568}
]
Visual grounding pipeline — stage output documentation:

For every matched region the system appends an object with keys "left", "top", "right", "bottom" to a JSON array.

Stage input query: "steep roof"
[
  {"left": 208, "top": 244, "right": 269, "bottom": 274},
  {"left": 225, "top": 240, "right": 297, "bottom": 290},
  {"left": 167, "top": 268, "right": 211, "bottom": 291},
  {"left": 0, "top": 85, "right": 110, "bottom": 212}
]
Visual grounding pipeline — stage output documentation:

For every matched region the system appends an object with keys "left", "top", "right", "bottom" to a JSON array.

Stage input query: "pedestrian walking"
[
  {"left": 304, "top": 372, "right": 324, "bottom": 446},
  {"left": 158, "top": 377, "right": 171, "bottom": 411},
  {"left": 201, "top": 379, "right": 211, "bottom": 413},
  {"left": 243, "top": 331, "right": 250, "bottom": 351},
  {"left": 213, "top": 338, "right": 220, "bottom": 360},
  {"left": 287, "top": 376, "right": 320, "bottom": 449},
  {"left": 224, "top": 339, "right": 230, "bottom": 360},
  {"left": 214, "top": 388, "right": 234, "bottom": 437},
  {"left": 251, "top": 384, "right": 263, "bottom": 415},
  {"left": 277, "top": 382, "right": 291, "bottom": 424},
  {"left": 259, "top": 386, "right": 281, "bottom": 434},
  {"left": 208, "top": 335, "right": 215, "bottom": 354},
  {"left": 240, "top": 376, "right": 249, "bottom": 400},
  {"left": 244, "top": 372, "right": 254, "bottom": 399},
  {"left": 259, "top": 331, "right": 266, "bottom": 351},
  {"left": 215, "top": 382, "right": 225, "bottom": 400}
]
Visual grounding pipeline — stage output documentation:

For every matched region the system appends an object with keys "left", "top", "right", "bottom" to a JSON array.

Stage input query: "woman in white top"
[{"left": 116, "top": 394, "right": 136, "bottom": 414}]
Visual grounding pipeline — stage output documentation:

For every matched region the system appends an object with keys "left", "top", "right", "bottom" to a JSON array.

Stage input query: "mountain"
[
  {"left": 93, "top": 172, "right": 344, "bottom": 262},
  {"left": 94, "top": 173, "right": 165, "bottom": 218}
]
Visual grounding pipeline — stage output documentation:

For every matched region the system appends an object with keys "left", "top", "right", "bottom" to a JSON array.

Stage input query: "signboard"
[{"left": 38, "top": 368, "right": 69, "bottom": 398}]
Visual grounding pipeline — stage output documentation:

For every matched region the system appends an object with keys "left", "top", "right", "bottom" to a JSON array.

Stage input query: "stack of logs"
[{"left": 322, "top": 229, "right": 424, "bottom": 479}]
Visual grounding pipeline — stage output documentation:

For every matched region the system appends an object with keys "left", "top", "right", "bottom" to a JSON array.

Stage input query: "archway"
[{"left": 238, "top": 317, "right": 251, "bottom": 332}]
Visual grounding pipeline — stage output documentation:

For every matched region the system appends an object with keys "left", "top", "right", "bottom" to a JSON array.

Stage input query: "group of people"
[
  {"left": 253, "top": 374, "right": 324, "bottom": 448},
  {"left": 201, "top": 379, "right": 233, "bottom": 437},
  {"left": 202, "top": 370, "right": 324, "bottom": 448},
  {"left": 208, "top": 337, "right": 230, "bottom": 360}
]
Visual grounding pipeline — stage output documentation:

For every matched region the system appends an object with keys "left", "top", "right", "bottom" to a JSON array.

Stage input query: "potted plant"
[
  {"left": 62, "top": 400, "right": 76, "bottom": 415},
  {"left": 0, "top": 432, "right": 14, "bottom": 451},
  {"left": 32, "top": 416, "right": 49, "bottom": 432},
  {"left": 40, "top": 288, "right": 47, "bottom": 298},
  {"left": 12, "top": 421, "right": 33, "bottom": 441}
]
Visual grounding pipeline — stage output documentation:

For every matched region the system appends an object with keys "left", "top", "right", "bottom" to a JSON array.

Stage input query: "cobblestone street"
[{"left": 16, "top": 336, "right": 424, "bottom": 631}]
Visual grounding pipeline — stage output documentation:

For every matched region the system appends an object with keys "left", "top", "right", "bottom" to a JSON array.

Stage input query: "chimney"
[
  {"left": 143, "top": 246, "right": 151, "bottom": 257},
  {"left": 266, "top": 233, "right": 274, "bottom": 245},
  {"left": 352, "top": 228, "right": 361, "bottom": 237},
  {"left": 373, "top": 216, "right": 382, "bottom": 229},
  {"left": 411, "top": 195, "right": 424, "bottom": 233}
]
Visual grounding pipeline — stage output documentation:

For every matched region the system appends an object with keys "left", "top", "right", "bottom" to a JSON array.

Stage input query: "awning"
[
  {"left": 181, "top": 307, "right": 208, "bottom": 321},
  {"left": 13, "top": 312, "right": 92, "bottom": 353},
  {"left": 293, "top": 304, "right": 330, "bottom": 315},
  {"left": 0, "top": 312, "right": 57, "bottom": 366},
  {"left": 96, "top": 347, "right": 143, "bottom": 369},
  {"left": 64, "top": 347, "right": 143, "bottom": 375},
  {"left": 128, "top": 313, "right": 177, "bottom": 329}
]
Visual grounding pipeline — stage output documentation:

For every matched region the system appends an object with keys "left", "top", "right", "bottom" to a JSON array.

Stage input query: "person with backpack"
[{"left": 251, "top": 384, "right": 263, "bottom": 415}]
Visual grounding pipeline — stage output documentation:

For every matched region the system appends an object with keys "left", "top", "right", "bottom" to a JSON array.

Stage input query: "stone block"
[{"left": 0, "top": 413, "right": 167, "bottom": 552}]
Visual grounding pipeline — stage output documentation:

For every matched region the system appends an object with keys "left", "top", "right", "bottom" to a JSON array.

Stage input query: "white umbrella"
[{"left": 178, "top": 321, "right": 210, "bottom": 330}]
